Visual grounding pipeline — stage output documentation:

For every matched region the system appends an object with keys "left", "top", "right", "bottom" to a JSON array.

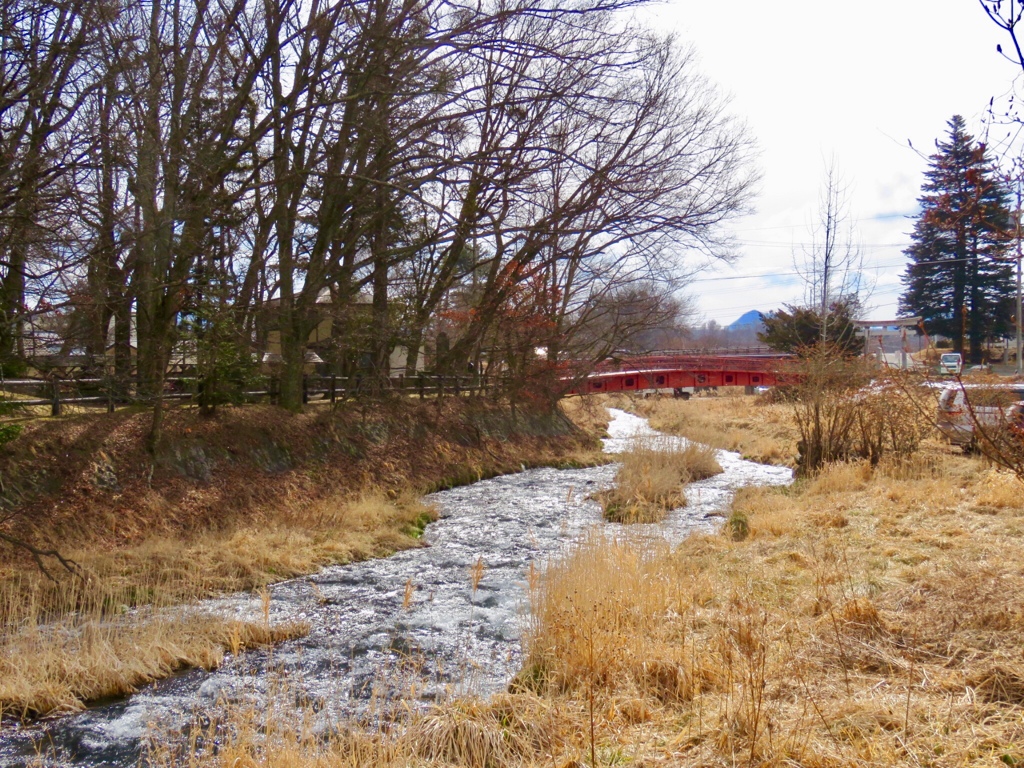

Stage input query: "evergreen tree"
[
  {"left": 758, "top": 299, "right": 864, "bottom": 356},
  {"left": 899, "top": 115, "right": 1014, "bottom": 363}
]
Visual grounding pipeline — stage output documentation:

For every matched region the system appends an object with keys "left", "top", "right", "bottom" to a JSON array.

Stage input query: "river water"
[{"left": 0, "top": 409, "right": 792, "bottom": 767}]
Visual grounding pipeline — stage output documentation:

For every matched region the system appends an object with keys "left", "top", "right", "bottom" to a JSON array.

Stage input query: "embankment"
[
  {"left": 0, "top": 397, "right": 604, "bottom": 717},
  {"left": 1, "top": 397, "right": 602, "bottom": 584}
]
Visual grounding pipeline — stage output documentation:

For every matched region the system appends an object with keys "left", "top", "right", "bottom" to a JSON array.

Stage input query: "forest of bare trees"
[{"left": 0, "top": 0, "right": 755, "bottom": 443}]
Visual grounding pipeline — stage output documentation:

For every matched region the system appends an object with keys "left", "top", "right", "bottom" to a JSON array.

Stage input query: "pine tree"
[
  {"left": 899, "top": 115, "right": 1014, "bottom": 363},
  {"left": 758, "top": 299, "right": 864, "bottom": 356}
]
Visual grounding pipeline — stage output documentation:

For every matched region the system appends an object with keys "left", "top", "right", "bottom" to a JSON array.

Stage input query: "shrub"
[
  {"left": 791, "top": 348, "right": 927, "bottom": 475},
  {"left": 791, "top": 348, "right": 869, "bottom": 474}
]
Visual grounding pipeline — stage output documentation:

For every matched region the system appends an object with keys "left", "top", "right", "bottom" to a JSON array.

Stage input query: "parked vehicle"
[
  {"left": 938, "top": 352, "right": 963, "bottom": 375},
  {"left": 936, "top": 383, "right": 1024, "bottom": 450}
]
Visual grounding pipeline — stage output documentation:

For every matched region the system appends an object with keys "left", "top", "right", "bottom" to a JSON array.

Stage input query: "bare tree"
[
  {"left": 437, "top": 21, "right": 755, "bottom": 386},
  {"left": 0, "top": 0, "right": 99, "bottom": 372},
  {"left": 794, "top": 157, "right": 865, "bottom": 342},
  {"left": 0, "top": 0, "right": 755, "bottom": 419}
]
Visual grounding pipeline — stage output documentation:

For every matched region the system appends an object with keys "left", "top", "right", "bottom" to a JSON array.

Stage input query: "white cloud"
[{"left": 639, "top": 0, "right": 1020, "bottom": 324}]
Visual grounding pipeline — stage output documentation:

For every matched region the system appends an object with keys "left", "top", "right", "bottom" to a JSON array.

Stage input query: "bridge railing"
[{"left": 592, "top": 353, "right": 794, "bottom": 375}]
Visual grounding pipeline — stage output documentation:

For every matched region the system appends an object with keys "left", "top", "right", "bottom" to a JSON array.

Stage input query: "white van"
[
  {"left": 938, "top": 352, "right": 962, "bottom": 375},
  {"left": 936, "top": 383, "right": 1024, "bottom": 449}
]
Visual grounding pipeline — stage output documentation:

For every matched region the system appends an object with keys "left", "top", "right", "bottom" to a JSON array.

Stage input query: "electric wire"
[{"left": 690, "top": 254, "right": 1016, "bottom": 284}]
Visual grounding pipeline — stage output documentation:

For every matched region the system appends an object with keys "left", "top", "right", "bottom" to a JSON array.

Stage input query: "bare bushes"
[
  {"left": 852, "top": 381, "right": 932, "bottom": 467},
  {"left": 793, "top": 350, "right": 930, "bottom": 475},
  {"left": 792, "top": 352, "right": 866, "bottom": 473},
  {"left": 598, "top": 436, "right": 722, "bottom": 523}
]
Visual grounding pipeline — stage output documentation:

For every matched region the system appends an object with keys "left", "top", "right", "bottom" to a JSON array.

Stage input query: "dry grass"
[
  {"left": 599, "top": 436, "right": 722, "bottom": 523},
  {"left": 130, "top": 396, "right": 1024, "bottom": 767},
  {"left": 618, "top": 391, "right": 799, "bottom": 466},
  {"left": 518, "top": 445, "right": 1024, "bottom": 766},
  {"left": 0, "top": 491, "right": 435, "bottom": 609},
  {"left": 0, "top": 492, "right": 428, "bottom": 719},
  {"left": 0, "top": 581, "right": 307, "bottom": 720},
  {"left": 560, "top": 394, "right": 612, "bottom": 438}
]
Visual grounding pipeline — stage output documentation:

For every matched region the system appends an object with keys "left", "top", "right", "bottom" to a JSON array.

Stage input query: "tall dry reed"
[
  {"left": 599, "top": 436, "right": 721, "bottom": 523},
  {"left": 0, "top": 491, "right": 430, "bottom": 719}
]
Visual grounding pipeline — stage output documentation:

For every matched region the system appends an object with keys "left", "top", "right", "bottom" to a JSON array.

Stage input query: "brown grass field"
[
  {"left": 143, "top": 391, "right": 1024, "bottom": 767},
  {"left": 619, "top": 391, "right": 800, "bottom": 466}
]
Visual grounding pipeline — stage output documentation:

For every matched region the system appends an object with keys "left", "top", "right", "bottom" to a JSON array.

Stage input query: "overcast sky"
[{"left": 636, "top": 1, "right": 1024, "bottom": 326}]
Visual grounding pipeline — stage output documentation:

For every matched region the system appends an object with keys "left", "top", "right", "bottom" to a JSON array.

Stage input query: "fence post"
[
  {"left": 330, "top": 374, "right": 336, "bottom": 404},
  {"left": 302, "top": 374, "right": 309, "bottom": 404},
  {"left": 50, "top": 379, "right": 61, "bottom": 417},
  {"left": 454, "top": 376, "right": 460, "bottom": 396},
  {"left": 106, "top": 377, "right": 115, "bottom": 413},
  {"left": 270, "top": 376, "right": 279, "bottom": 405},
  {"left": 418, "top": 374, "right": 425, "bottom": 399}
]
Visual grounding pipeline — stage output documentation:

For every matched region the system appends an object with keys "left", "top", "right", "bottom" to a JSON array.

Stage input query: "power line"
[
  {"left": 689, "top": 254, "right": 1010, "bottom": 284},
  {"left": 732, "top": 240, "right": 907, "bottom": 249}
]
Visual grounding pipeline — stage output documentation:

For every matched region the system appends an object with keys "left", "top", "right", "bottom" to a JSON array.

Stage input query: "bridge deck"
[{"left": 566, "top": 354, "right": 796, "bottom": 395}]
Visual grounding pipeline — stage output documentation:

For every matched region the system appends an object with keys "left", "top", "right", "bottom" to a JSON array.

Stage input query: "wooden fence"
[{"left": 0, "top": 373, "right": 495, "bottom": 418}]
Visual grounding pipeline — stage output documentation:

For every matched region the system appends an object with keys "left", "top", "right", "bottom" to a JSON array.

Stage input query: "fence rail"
[{"left": 0, "top": 373, "right": 496, "bottom": 418}]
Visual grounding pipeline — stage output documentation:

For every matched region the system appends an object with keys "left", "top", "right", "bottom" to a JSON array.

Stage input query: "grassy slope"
[
  {"left": 1, "top": 398, "right": 602, "bottom": 582},
  {"left": 0, "top": 397, "right": 605, "bottom": 718}
]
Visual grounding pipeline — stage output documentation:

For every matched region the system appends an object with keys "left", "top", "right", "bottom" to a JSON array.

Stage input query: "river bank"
[
  {"left": 141, "top": 393, "right": 1024, "bottom": 768},
  {"left": 1, "top": 406, "right": 793, "bottom": 767},
  {"left": 550, "top": 392, "right": 1024, "bottom": 766},
  {"left": 0, "top": 397, "right": 606, "bottom": 719},
  {"left": 9, "top": 393, "right": 1024, "bottom": 767}
]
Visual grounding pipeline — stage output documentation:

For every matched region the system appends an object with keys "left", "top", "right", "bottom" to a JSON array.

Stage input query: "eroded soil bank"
[{"left": 1, "top": 398, "right": 601, "bottom": 579}]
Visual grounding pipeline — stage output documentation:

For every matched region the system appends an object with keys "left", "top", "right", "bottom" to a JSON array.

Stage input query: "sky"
[{"left": 636, "top": 0, "right": 1024, "bottom": 327}]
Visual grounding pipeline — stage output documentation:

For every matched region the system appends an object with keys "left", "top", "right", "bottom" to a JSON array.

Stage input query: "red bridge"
[{"left": 565, "top": 352, "right": 796, "bottom": 396}]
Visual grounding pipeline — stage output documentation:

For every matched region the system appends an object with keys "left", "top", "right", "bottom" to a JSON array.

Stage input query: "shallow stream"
[{"left": 0, "top": 409, "right": 791, "bottom": 767}]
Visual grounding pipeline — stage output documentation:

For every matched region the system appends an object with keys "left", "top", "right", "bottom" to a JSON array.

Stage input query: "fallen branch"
[{"left": 0, "top": 530, "right": 81, "bottom": 581}]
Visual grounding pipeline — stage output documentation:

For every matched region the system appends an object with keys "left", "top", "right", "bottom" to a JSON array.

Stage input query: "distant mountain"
[{"left": 728, "top": 310, "right": 764, "bottom": 330}]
